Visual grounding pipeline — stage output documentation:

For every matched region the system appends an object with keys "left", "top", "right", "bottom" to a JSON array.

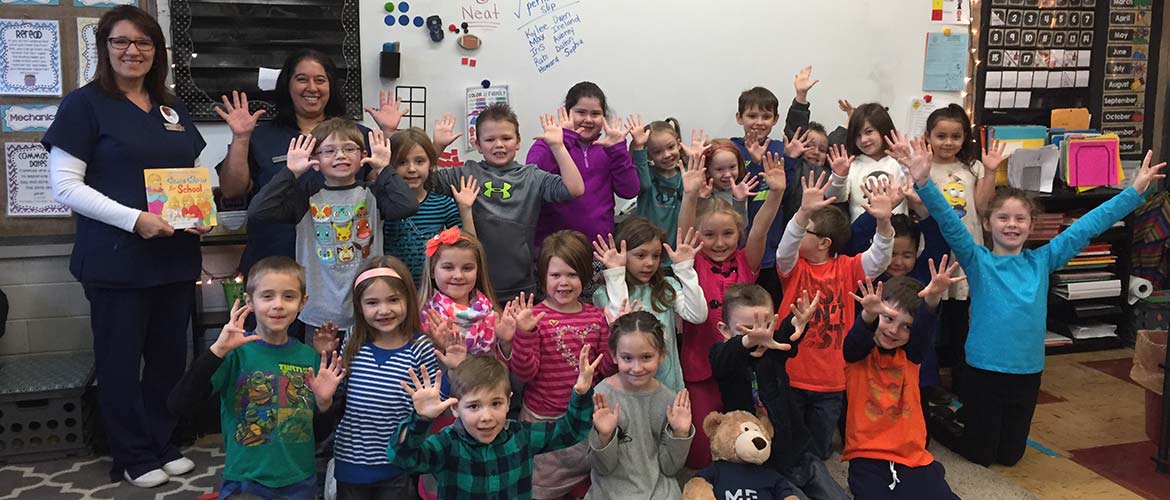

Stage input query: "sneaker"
[
  {"left": 162, "top": 456, "right": 195, "bottom": 476},
  {"left": 124, "top": 469, "right": 169, "bottom": 488}
]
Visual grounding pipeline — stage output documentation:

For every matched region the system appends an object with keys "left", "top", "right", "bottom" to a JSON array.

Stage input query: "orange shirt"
[
  {"left": 842, "top": 347, "right": 933, "bottom": 467},
  {"left": 780, "top": 255, "right": 865, "bottom": 392}
]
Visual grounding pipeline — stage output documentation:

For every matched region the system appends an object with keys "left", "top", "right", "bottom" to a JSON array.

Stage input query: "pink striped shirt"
[{"left": 509, "top": 302, "right": 617, "bottom": 417}]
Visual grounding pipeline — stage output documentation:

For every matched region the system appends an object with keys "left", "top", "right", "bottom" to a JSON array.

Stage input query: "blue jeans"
[
  {"left": 222, "top": 474, "right": 316, "bottom": 500},
  {"left": 785, "top": 453, "right": 850, "bottom": 500},
  {"left": 791, "top": 389, "right": 844, "bottom": 461}
]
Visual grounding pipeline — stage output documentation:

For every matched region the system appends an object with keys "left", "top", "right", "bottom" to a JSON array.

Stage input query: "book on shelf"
[
  {"left": 1045, "top": 331, "right": 1074, "bottom": 347},
  {"left": 1053, "top": 280, "right": 1122, "bottom": 300},
  {"left": 1067, "top": 321, "right": 1118, "bottom": 340},
  {"left": 1054, "top": 271, "right": 1116, "bottom": 284},
  {"left": 1029, "top": 213, "right": 1065, "bottom": 241}
]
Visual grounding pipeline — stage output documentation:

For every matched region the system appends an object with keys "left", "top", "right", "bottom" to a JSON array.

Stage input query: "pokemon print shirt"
[{"left": 210, "top": 337, "right": 321, "bottom": 488}]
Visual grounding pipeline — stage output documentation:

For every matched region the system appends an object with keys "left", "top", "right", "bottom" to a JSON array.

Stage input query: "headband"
[
  {"left": 425, "top": 226, "right": 468, "bottom": 257},
  {"left": 354, "top": 268, "right": 402, "bottom": 287}
]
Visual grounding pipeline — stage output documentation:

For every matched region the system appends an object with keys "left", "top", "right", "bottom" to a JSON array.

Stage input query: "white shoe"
[
  {"left": 124, "top": 469, "right": 169, "bottom": 488},
  {"left": 162, "top": 456, "right": 195, "bottom": 476}
]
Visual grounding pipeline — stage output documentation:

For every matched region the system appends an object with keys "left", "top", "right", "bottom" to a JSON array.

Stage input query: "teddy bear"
[{"left": 682, "top": 411, "right": 800, "bottom": 500}]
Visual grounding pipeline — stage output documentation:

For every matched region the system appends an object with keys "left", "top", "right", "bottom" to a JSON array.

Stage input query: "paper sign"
[
  {"left": 77, "top": 17, "right": 99, "bottom": 86},
  {"left": 1007, "top": 145, "right": 1060, "bottom": 192},
  {"left": 5, "top": 142, "right": 71, "bottom": 217},
  {"left": 465, "top": 85, "right": 509, "bottom": 152},
  {"left": 905, "top": 97, "right": 939, "bottom": 138},
  {"left": 923, "top": 32, "right": 970, "bottom": 91},
  {"left": 1, "top": 103, "right": 56, "bottom": 132},
  {"left": 932, "top": 0, "right": 971, "bottom": 24},
  {"left": 0, "top": 19, "right": 62, "bottom": 96},
  {"left": 258, "top": 67, "right": 280, "bottom": 91}
]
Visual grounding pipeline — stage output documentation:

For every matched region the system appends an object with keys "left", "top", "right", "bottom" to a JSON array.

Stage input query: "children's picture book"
[{"left": 143, "top": 167, "right": 217, "bottom": 229}]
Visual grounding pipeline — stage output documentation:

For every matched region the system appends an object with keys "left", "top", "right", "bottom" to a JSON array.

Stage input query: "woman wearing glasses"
[{"left": 43, "top": 6, "right": 205, "bottom": 489}]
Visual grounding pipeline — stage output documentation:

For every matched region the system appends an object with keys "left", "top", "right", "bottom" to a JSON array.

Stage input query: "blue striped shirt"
[
  {"left": 384, "top": 193, "right": 462, "bottom": 285},
  {"left": 333, "top": 334, "right": 439, "bottom": 484}
]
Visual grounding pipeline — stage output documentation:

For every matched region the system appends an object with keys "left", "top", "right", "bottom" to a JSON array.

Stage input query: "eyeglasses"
[
  {"left": 108, "top": 37, "right": 155, "bottom": 51},
  {"left": 315, "top": 145, "right": 362, "bottom": 158},
  {"left": 807, "top": 229, "right": 831, "bottom": 239}
]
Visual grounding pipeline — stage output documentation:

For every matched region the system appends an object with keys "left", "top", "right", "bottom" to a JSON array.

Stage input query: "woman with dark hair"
[
  {"left": 215, "top": 50, "right": 414, "bottom": 305},
  {"left": 43, "top": 6, "right": 207, "bottom": 488}
]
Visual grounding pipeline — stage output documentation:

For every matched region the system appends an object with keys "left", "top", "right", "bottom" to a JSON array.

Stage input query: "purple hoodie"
[{"left": 529, "top": 128, "right": 640, "bottom": 245}]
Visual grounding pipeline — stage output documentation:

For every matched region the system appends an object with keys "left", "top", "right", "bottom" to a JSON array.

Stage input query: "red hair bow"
[{"left": 425, "top": 227, "right": 465, "bottom": 257}]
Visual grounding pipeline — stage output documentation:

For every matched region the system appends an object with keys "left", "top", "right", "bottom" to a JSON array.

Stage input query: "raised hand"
[
  {"left": 592, "top": 392, "right": 620, "bottom": 444},
  {"left": 573, "top": 344, "right": 604, "bottom": 395},
  {"left": 838, "top": 99, "right": 855, "bottom": 120},
  {"left": 666, "top": 389, "right": 692, "bottom": 437},
  {"left": 306, "top": 350, "right": 346, "bottom": 406},
  {"left": 793, "top": 65, "right": 819, "bottom": 102},
  {"left": 210, "top": 299, "right": 260, "bottom": 358},
  {"left": 680, "top": 129, "right": 710, "bottom": 158},
  {"left": 433, "top": 315, "right": 469, "bottom": 369},
  {"left": 1133, "top": 150, "right": 1167, "bottom": 194},
  {"left": 731, "top": 173, "right": 760, "bottom": 201},
  {"left": 800, "top": 171, "right": 837, "bottom": 212},
  {"left": 286, "top": 135, "right": 319, "bottom": 177},
  {"left": 539, "top": 111, "right": 567, "bottom": 148},
  {"left": 884, "top": 130, "right": 913, "bottom": 167},
  {"left": 494, "top": 304, "right": 518, "bottom": 345},
  {"left": 365, "top": 90, "right": 407, "bottom": 133},
  {"left": 907, "top": 136, "right": 934, "bottom": 185},
  {"left": 981, "top": 139, "right": 1006, "bottom": 173},
  {"left": 627, "top": 114, "right": 648, "bottom": 149},
  {"left": 861, "top": 177, "right": 897, "bottom": 221},
  {"left": 312, "top": 321, "right": 340, "bottom": 355},
  {"left": 682, "top": 153, "right": 709, "bottom": 196},
  {"left": 451, "top": 176, "right": 480, "bottom": 210},
  {"left": 790, "top": 289, "right": 821, "bottom": 339},
  {"left": 745, "top": 135, "right": 771, "bottom": 165},
  {"left": 433, "top": 112, "right": 463, "bottom": 150},
  {"left": 604, "top": 298, "right": 641, "bottom": 325},
  {"left": 828, "top": 144, "right": 854, "bottom": 177},
  {"left": 759, "top": 151, "right": 787, "bottom": 195},
  {"left": 362, "top": 129, "right": 392, "bottom": 171},
  {"left": 664, "top": 226, "right": 704, "bottom": 264},
  {"left": 784, "top": 127, "right": 811, "bottom": 159},
  {"left": 850, "top": 279, "right": 895, "bottom": 321},
  {"left": 737, "top": 310, "right": 788, "bottom": 352},
  {"left": 215, "top": 91, "right": 266, "bottom": 138},
  {"left": 596, "top": 114, "right": 631, "bottom": 148},
  {"left": 592, "top": 233, "right": 628, "bottom": 270},
  {"left": 401, "top": 365, "right": 458, "bottom": 420},
  {"left": 918, "top": 255, "right": 966, "bottom": 302},
  {"left": 512, "top": 292, "right": 546, "bottom": 333}
]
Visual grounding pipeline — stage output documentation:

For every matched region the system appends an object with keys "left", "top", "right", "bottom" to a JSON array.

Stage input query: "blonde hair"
[
  {"left": 418, "top": 231, "right": 497, "bottom": 306},
  {"left": 696, "top": 197, "right": 747, "bottom": 243}
]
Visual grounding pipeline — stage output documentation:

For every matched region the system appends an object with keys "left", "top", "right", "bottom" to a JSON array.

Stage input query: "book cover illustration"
[{"left": 144, "top": 167, "right": 217, "bottom": 229}]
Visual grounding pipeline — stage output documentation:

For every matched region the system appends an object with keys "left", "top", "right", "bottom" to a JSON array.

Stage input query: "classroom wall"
[{"left": 0, "top": 245, "right": 90, "bottom": 358}]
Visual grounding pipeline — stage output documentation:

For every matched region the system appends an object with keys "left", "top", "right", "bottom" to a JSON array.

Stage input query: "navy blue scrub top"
[
  {"left": 41, "top": 83, "right": 207, "bottom": 288},
  {"left": 218, "top": 120, "right": 372, "bottom": 280}
]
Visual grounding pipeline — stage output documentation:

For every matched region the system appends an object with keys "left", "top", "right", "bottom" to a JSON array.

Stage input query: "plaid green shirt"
[{"left": 387, "top": 388, "right": 594, "bottom": 500}]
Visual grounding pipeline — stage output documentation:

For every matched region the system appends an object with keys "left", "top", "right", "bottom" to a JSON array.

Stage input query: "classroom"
[{"left": 0, "top": 0, "right": 1168, "bottom": 498}]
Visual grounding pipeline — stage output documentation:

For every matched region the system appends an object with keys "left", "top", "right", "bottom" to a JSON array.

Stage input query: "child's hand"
[
  {"left": 908, "top": 136, "right": 934, "bottom": 185},
  {"left": 539, "top": 111, "right": 567, "bottom": 147},
  {"left": 627, "top": 114, "right": 648, "bottom": 149},
  {"left": 982, "top": 139, "right": 1006, "bottom": 172},
  {"left": 1133, "top": 150, "right": 1167, "bottom": 194},
  {"left": 745, "top": 134, "right": 772, "bottom": 165},
  {"left": 210, "top": 299, "right": 260, "bottom": 358},
  {"left": 451, "top": 176, "right": 480, "bottom": 210},
  {"left": 596, "top": 114, "right": 631, "bottom": 148},
  {"left": 799, "top": 171, "right": 837, "bottom": 213},
  {"left": 365, "top": 90, "right": 407, "bottom": 133},
  {"left": 884, "top": 130, "right": 913, "bottom": 167},
  {"left": 793, "top": 65, "right": 819, "bottom": 102},
  {"left": 918, "top": 255, "right": 966, "bottom": 303},
  {"left": 216, "top": 91, "right": 266, "bottom": 138},
  {"left": 731, "top": 173, "right": 760, "bottom": 201},
  {"left": 494, "top": 304, "right": 518, "bottom": 345},
  {"left": 664, "top": 226, "right": 704, "bottom": 264},
  {"left": 592, "top": 233, "right": 628, "bottom": 270},
  {"left": 307, "top": 350, "right": 346, "bottom": 406},
  {"left": 789, "top": 289, "right": 822, "bottom": 343},
  {"left": 401, "top": 365, "right": 458, "bottom": 420},
  {"left": 838, "top": 99, "right": 855, "bottom": 120},
  {"left": 737, "top": 310, "right": 788, "bottom": 352},
  {"left": 682, "top": 153, "right": 710, "bottom": 196},
  {"left": 760, "top": 151, "right": 787, "bottom": 195},
  {"left": 573, "top": 344, "right": 604, "bottom": 395},
  {"left": 312, "top": 321, "right": 340, "bottom": 355},
  {"left": 604, "top": 298, "right": 641, "bottom": 324},
  {"left": 784, "top": 127, "right": 811, "bottom": 159},
  {"left": 592, "top": 392, "right": 620, "bottom": 444},
  {"left": 432, "top": 112, "right": 463, "bottom": 148},
  {"left": 828, "top": 144, "right": 854, "bottom": 178},
  {"left": 680, "top": 129, "right": 710, "bottom": 158},
  {"left": 433, "top": 317, "right": 468, "bottom": 369},
  {"left": 286, "top": 135, "right": 319, "bottom": 177},
  {"left": 362, "top": 129, "right": 392, "bottom": 171},
  {"left": 666, "top": 389, "right": 692, "bottom": 437},
  {"left": 861, "top": 177, "right": 897, "bottom": 221},
  {"left": 512, "top": 292, "right": 546, "bottom": 333},
  {"left": 850, "top": 279, "right": 893, "bottom": 321}
]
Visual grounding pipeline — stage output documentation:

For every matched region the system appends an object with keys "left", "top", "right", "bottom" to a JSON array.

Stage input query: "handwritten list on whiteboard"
[{"left": 520, "top": 0, "right": 586, "bottom": 74}]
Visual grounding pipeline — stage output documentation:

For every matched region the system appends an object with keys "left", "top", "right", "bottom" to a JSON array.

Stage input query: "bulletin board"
[{"left": 0, "top": 1, "right": 156, "bottom": 240}]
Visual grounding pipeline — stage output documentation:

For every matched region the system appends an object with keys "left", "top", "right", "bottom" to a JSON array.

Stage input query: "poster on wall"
[
  {"left": 932, "top": 0, "right": 971, "bottom": 24},
  {"left": 1, "top": 104, "right": 56, "bottom": 132},
  {"left": 465, "top": 85, "right": 509, "bottom": 152},
  {"left": 5, "top": 142, "right": 71, "bottom": 217},
  {"left": 1102, "top": 0, "right": 1153, "bottom": 157},
  {"left": 77, "top": 18, "right": 99, "bottom": 86},
  {"left": 0, "top": 19, "right": 62, "bottom": 97}
]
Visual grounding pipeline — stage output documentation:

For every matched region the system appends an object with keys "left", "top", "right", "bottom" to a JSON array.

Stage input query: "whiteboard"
[{"left": 193, "top": 0, "right": 966, "bottom": 173}]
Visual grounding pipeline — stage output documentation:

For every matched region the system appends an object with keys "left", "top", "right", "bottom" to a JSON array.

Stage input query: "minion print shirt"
[{"left": 929, "top": 160, "right": 985, "bottom": 300}]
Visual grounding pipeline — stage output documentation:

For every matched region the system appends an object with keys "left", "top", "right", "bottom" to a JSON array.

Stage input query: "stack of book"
[
  {"left": 1030, "top": 213, "right": 1065, "bottom": 241},
  {"left": 1045, "top": 330, "right": 1074, "bottom": 347},
  {"left": 1060, "top": 243, "right": 1118, "bottom": 271},
  {"left": 1067, "top": 321, "right": 1119, "bottom": 340}
]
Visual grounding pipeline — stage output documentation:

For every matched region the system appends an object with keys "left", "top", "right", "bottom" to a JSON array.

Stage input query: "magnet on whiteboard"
[
  {"left": 942, "top": 27, "right": 952, "bottom": 36},
  {"left": 458, "top": 34, "right": 481, "bottom": 50},
  {"left": 481, "top": 80, "right": 490, "bottom": 88}
]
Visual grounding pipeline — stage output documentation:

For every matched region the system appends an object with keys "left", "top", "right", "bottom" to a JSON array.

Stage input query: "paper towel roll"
[{"left": 1128, "top": 276, "right": 1154, "bottom": 305}]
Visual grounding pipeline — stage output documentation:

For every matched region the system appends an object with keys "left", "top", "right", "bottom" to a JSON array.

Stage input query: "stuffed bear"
[{"left": 682, "top": 411, "right": 799, "bottom": 500}]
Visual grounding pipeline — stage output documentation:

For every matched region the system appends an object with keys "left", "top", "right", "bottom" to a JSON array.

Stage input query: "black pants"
[
  {"left": 848, "top": 458, "right": 959, "bottom": 499},
  {"left": 756, "top": 266, "right": 783, "bottom": 310},
  {"left": 939, "top": 300, "right": 970, "bottom": 396},
  {"left": 85, "top": 282, "right": 193, "bottom": 480},
  {"left": 959, "top": 366, "right": 1041, "bottom": 467}
]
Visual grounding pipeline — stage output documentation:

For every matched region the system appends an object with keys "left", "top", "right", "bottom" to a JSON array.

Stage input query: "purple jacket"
[{"left": 528, "top": 128, "right": 640, "bottom": 245}]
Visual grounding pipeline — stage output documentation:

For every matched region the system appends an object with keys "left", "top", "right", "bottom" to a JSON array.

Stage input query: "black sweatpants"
[
  {"left": 960, "top": 366, "right": 1042, "bottom": 467},
  {"left": 848, "top": 458, "right": 958, "bottom": 499},
  {"left": 939, "top": 299, "right": 970, "bottom": 396}
]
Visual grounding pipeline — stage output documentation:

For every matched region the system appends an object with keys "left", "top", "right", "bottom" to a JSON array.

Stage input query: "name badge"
[
  {"left": 271, "top": 154, "right": 288, "bottom": 163},
  {"left": 164, "top": 123, "right": 186, "bottom": 132},
  {"left": 159, "top": 105, "right": 180, "bottom": 124}
]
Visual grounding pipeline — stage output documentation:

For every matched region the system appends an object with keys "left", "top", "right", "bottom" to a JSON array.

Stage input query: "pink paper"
[{"left": 1068, "top": 140, "right": 1119, "bottom": 187}]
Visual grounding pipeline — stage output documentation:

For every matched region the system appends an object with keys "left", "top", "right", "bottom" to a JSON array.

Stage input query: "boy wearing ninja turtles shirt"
[{"left": 168, "top": 256, "right": 345, "bottom": 499}]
